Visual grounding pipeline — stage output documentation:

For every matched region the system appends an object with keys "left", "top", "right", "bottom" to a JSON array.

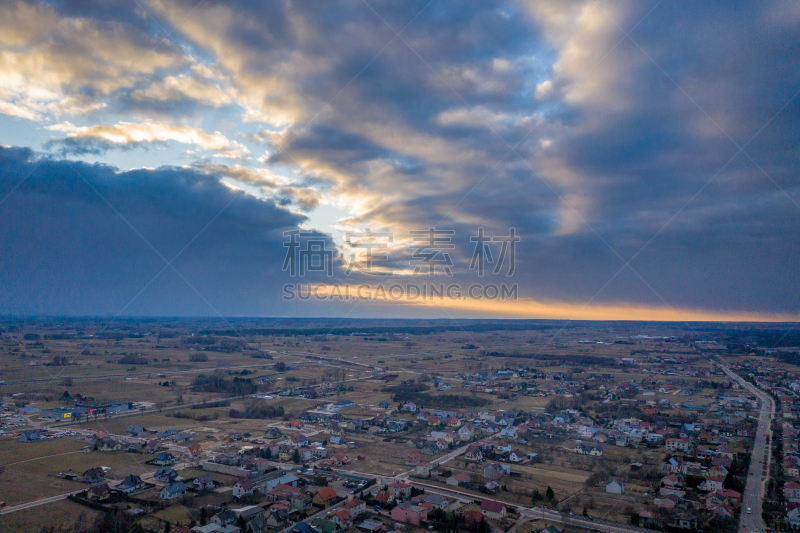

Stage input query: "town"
[{"left": 0, "top": 320, "right": 790, "bottom": 533}]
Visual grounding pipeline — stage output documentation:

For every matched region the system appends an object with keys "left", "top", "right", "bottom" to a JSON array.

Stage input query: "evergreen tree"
[{"left": 546, "top": 486, "right": 555, "bottom": 501}]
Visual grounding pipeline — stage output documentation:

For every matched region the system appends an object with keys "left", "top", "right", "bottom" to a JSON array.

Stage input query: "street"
[{"left": 719, "top": 364, "right": 774, "bottom": 533}]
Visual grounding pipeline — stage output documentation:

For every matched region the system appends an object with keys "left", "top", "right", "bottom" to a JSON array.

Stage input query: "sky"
[{"left": 0, "top": 0, "right": 799, "bottom": 321}]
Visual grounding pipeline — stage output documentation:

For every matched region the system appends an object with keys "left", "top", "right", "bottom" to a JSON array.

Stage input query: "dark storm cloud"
[
  {"left": 0, "top": 146, "right": 343, "bottom": 316},
  {"left": 3, "top": 0, "right": 800, "bottom": 317}
]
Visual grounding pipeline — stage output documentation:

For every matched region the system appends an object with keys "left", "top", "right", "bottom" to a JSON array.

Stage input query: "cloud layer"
[{"left": 0, "top": 0, "right": 799, "bottom": 318}]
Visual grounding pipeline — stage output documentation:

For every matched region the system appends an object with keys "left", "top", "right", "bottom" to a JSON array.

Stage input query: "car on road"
[{"left": 747, "top": 507, "right": 752, "bottom": 514}]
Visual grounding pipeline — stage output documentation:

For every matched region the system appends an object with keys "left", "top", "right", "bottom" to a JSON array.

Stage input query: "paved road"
[{"left": 719, "top": 364, "right": 774, "bottom": 533}]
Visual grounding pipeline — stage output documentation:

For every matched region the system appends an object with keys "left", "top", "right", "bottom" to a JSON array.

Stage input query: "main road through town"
[{"left": 719, "top": 364, "right": 774, "bottom": 533}]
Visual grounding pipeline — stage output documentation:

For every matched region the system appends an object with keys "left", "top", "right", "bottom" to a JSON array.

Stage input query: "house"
[
  {"left": 446, "top": 472, "right": 472, "bottom": 486},
  {"left": 508, "top": 449, "right": 526, "bottom": 463},
  {"left": 232, "top": 479, "right": 256, "bottom": 499},
  {"left": 573, "top": 442, "right": 603, "bottom": 456},
  {"left": 116, "top": 474, "right": 144, "bottom": 493},
  {"left": 311, "top": 518, "right": 339, "bottom": 533},
  {"left": 414, "top": 461, "right": 436, "bottom": 477},
  {"left": 374, "top": 489, "right": 394, "bottom": 505},
  {"left": 480, "top": 499, "right": 507, "bottom": 520},
  {"left": 786, "top": 456, "right": 800, "bottom": 478},
  {"left": 266, "top": 509, "right": 290, "bottom": 529},
  {"left": 465, "top": 445, "right": 483, "bottom": 462},
  {"left": 87, "top": 483, "right": 112, "bottom": 501},
  {"left": 127, "top": 425, "right": 146, "bottom": 437},
  {"left": 379, "top": 401, "right": 390, "bottom": 409},
  {"left": 666, "top": 437, "right": 691, "bottom": 453},
  {"left": 313, "top": 486, "right": 339, "bottom": 507},
  {"left": 669, "top": 513, "right": 697, "bottom": 530},
  {"left": 605, "top": 480, "right": 625, "bottom": 494},
  {"left": 155, "top": 467, "right": 178, "bottom": 483},
  {"left": 145, "top": 439, "right": 162, "bottom": 453},
  {"left": 330, "top": 510, "right": 353, "bottom": 529},
  {"left": 423, "top": 494, "right": 450, "bottom": 510},
  {"left": 403, "top": 402, "right": 417, "bottom": 412},
  {"left": 330, "top": 452, "right": 350, "bottom": 466},
  {"left": 389, "top": 482, "right": 412, "bottom": 499},
  {"left": 97, "top": 438, "right": 122, "bottom": 452},
  {"left": 160, "top": 481, "right": 187, "bottom": 500},
  {"left": 153, "top": 452, "right": 177, "bottom": 465},
  {"left": 343, "top": 498, "right": 367, "bottom": 518},
  {"left": 290, "top": 523, "right": 318, "bottom": 533},
  {"left": 82, "top": 467, "right": 105, "bottom": 484},
  {"left": 247, "top": 516, "right": 270, "bottom": 533},
  {"left": 391, "top": 502, "right": 428, "bottom": 526},
  {"left": 211, "top": 509, "right": 238, "bottom": 527},
  {"left": 786, "top": 482, "right": 800, "bottom": 499},
  {"left": 458, "top": 425, "right": 475, "bottom": 441},
  {"left": 291, "top": 434, "right": 309, "bottom": 447},
  {"left": 19, "top": 430, "right": 41, "bottom": 442},
  {"left": 699, "top": 476, "right": 724, "bottom": 492},
  {"left": 191, "top": 474, "right": 215, "bottom": 491},
  {"left": 483, "top": 463, "right": 508, "bottom": 480},
  {"left": 787, "top": 507, "right": 800, "bottom": 528},
  {"left": 265, "top": 428, "right": 283, "bottom": 439},
  {"left": 187, "top": 445, "right": 203, "bottom": 458}
]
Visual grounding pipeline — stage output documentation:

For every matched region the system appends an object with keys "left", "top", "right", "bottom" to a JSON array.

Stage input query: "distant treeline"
[
  {"left": 191, "top": 371, "right": 257, "bottom": 395},
  {"left": 383, "top": 383, "right": 429, "bottom": 394},
  {"left": 391, "top": 390, "right": 491, "bottom": 409},
  {"left": 197, "top": 323, "right": 560, "bottom": 337},
  {"left": 482, "top": 351, "right": 618, "bottom": 367},
  {"left": 776, "top": 352, "right": 800, "bottom": 366},
  {"left": 229, "top": 403, "right": 285, "bottom": 419}
]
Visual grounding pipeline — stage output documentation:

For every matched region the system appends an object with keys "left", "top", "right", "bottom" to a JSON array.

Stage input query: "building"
[
  {"left": 191, "top": 474, "right": 215, "bottom": 491},
  {"left": 388, "top": 482, "right": 412, "bottom": 499},
  {"left": 786, "top": 482, "right": 800, "bottom": 499},
  {"left": 82, "top": 467, "right": 105, "bottom": 484},
  {"left": 313, "top": 486, "right": 339, "bottom": 507},
  {"left": 232, "top": 479, "right": 256, "bottom": 499},
  {"left": 391, "top": 502, "right": 428, "bottom": 526},
  {"left": 605, "top": 480, "right": 625, "bottom": 494},
  {"left": 479, "top": 500, "right": 507, "bottom": 520},
  {"left": 116, "top": 474, "right": 144, "bottom": 493},
  {"left": 343, "top": 498, "right": 367, "bottom": 518},
  {"left": 155, "top": 467, "right": 178, "bottom": 483},
  {"left": 160, "top": 482, "right": 187, "bottom": 500},
  {"left": 446, "top": 472, "right": 472, "bottom": 486},
  {"left": 666, "top": 438, "right": 691, "bottom": 453},
  {"left": 154, "top": 452, "right": 177, "bottom": 465},
  {"left": 573, "top": 442, "right": 603, "bottom": 456}
]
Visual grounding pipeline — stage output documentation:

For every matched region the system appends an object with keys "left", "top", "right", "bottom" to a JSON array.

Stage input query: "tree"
[
  {"left": 630, "top": 512, "right": 640, "bottom": 526},
  {"left": 292, "top": 449, "right": 301, "bottom": 464},
  {"left": 164, "top": 522, "right": 172, "bottom": 533},
  {"left": 200, "top": 508, "right": 208, "bottom": 525},
  {"left": 546, "top": 486, "right": 555, "bottom": 501}
]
